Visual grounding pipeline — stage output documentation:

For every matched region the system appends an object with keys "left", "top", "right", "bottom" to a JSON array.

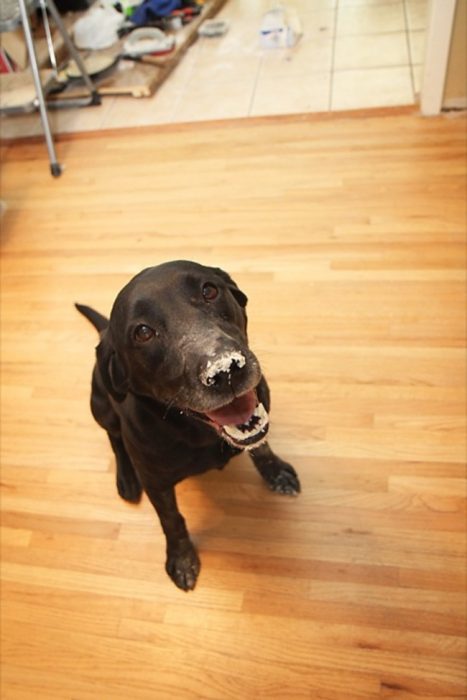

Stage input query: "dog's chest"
[{"left": 121, "top": 402, "right": 238, "bottom": 485}]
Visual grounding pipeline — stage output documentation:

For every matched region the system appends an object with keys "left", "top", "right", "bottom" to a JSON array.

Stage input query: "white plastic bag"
[{"left": 73, "top": 5, "right": 124, "bottom": 50}]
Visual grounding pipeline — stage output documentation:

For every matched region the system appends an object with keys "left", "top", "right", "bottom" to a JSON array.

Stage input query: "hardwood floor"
[{"left": 1, "top": 110, "right": 466, "bottom": 699}]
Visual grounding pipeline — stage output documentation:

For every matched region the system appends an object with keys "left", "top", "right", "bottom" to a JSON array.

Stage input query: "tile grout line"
[
  {"left": 168, "top": 41, "right": 202, "bottom": 124},
  {"left": 333, "top": 29, "right": 419, "bottom": 37},
  {"left": 335, "top": 64, "right": 416, "bottom": 72},
  {"left": 247, "top": 53, "right": 264, "bottom": 118},
  {"left": 98, "top": 95, "right": 118, "bottom": 132}
]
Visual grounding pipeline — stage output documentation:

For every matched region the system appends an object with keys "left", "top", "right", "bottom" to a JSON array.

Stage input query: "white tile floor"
[{"left": 1, "top": 0, "right": 428, "bottom": 138}]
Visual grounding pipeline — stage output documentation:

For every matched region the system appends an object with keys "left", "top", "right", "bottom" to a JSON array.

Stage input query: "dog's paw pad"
[
  {"left": 166, "top": 543, "right": 201, "bottom": 591},
  {"left": 266, "top": 463, "right": 301, "bottom": 496}
]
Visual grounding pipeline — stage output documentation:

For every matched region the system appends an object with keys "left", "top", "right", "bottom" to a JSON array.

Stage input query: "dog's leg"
[
  {"left": 107, "top": 435, "right": 143, "bottom": 504},
  {"left": 144, "top": 485, "right": 200, "bottom": 591},
  {"left": 250, "top": 442, "right": 301, "bottom": 496},
  {"left": 90, "top": 373, "right": 142, "bottom": 503}
]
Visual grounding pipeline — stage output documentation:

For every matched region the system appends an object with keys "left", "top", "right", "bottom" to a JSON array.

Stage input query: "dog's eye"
[
  {"left": 134, "top": 324, "right": 155, "bottom": 342},
  {"left": 202, "top": 283, "right": 219, "bottom": 302}
]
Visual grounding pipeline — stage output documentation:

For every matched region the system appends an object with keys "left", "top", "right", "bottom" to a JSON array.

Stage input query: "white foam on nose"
[{"left": 201, "top": 351, "right": 246, "bottom": 386}]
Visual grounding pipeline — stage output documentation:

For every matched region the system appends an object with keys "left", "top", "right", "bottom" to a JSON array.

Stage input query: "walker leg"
[
  {"left": 44, "top": 0, "right": 100, "bottom": 104},
  {"left": 17, "top": 0, "right": 62, "bottom": 176}
]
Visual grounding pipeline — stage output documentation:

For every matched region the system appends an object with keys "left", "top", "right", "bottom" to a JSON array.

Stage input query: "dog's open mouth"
[{"left": 203, "top": 389, "right": 269, "bottom": 450}]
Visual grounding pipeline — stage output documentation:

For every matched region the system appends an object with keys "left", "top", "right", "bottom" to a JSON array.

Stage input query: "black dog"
[{"left": 77, "top": 261, "right": 300, "bottom": 590}]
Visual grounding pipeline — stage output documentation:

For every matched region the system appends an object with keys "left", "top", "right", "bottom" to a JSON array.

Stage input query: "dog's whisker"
[{"left": 163, "top": 391, "right": 183, "bottom": 420}]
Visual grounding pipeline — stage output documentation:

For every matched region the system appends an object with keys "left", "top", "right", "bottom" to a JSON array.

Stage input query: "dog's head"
[{"left": 96, "top": 261, "right": 269, "bottom": 449}]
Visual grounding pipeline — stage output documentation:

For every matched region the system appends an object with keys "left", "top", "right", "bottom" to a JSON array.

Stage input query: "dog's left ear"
[
  {"left": 95, "top": 330, "right": 129, "bottom": 402},
  {"left": 214, "top": 268, "right": 248, "bottom": 308}
]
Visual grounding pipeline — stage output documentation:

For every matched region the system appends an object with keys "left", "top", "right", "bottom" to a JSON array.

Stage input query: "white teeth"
[{"left": 223, "top": 402, "right": 269, "bottom": 449}]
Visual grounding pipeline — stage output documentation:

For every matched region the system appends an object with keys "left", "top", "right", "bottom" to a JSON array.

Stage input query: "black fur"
[{"left": 77, "top": 261, "right": 300, "bottom": 590}]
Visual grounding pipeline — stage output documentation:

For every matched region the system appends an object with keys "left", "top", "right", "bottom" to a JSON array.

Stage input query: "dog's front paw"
[
  {"left": 166, "top": 539, "right": 201, "bottom": 591},
  {"left": 260, "top": 459, "right": 301, "bottom": 496},
  {"left": 251, "top": 444, "right": 301, "bottom": 497},
  {"left": 268, "top": 462, "right": 301, "bottom": 495}
]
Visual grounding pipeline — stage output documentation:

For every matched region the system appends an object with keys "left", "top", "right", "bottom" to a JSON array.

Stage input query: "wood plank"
[{"left": 1, "top": 111, "right": 466, "bottom": 700}]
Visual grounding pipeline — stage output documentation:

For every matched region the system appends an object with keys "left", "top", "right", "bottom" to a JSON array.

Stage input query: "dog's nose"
[{"left": 200, "top": 351, "right": 246, "bottom": 388}]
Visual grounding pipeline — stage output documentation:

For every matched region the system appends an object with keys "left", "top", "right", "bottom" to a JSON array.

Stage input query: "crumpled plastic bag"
[{"left": 73, "top": 4, "right": 124, "bottom": 50}]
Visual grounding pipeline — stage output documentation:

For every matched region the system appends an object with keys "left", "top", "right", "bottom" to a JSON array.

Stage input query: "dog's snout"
[{"left": 200, "top": 351, "right": 246, "bottom": 388}]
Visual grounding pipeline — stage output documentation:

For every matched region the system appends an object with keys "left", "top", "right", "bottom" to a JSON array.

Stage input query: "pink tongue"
[{"left": 206, "top": 390, "right": 257, "bottom": 427}]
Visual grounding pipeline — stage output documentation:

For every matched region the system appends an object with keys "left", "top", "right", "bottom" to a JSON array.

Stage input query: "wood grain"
[{"left": 1, "top": 111, "right": 466, "bottom": 699}]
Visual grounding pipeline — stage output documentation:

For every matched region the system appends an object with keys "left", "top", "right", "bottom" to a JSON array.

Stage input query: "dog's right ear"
[
  {"left": 214, "top": 268, "right": 248, "bottom": 308},
  {"left": 95, "top": 330, "right": 129, "bottom": 402}
]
